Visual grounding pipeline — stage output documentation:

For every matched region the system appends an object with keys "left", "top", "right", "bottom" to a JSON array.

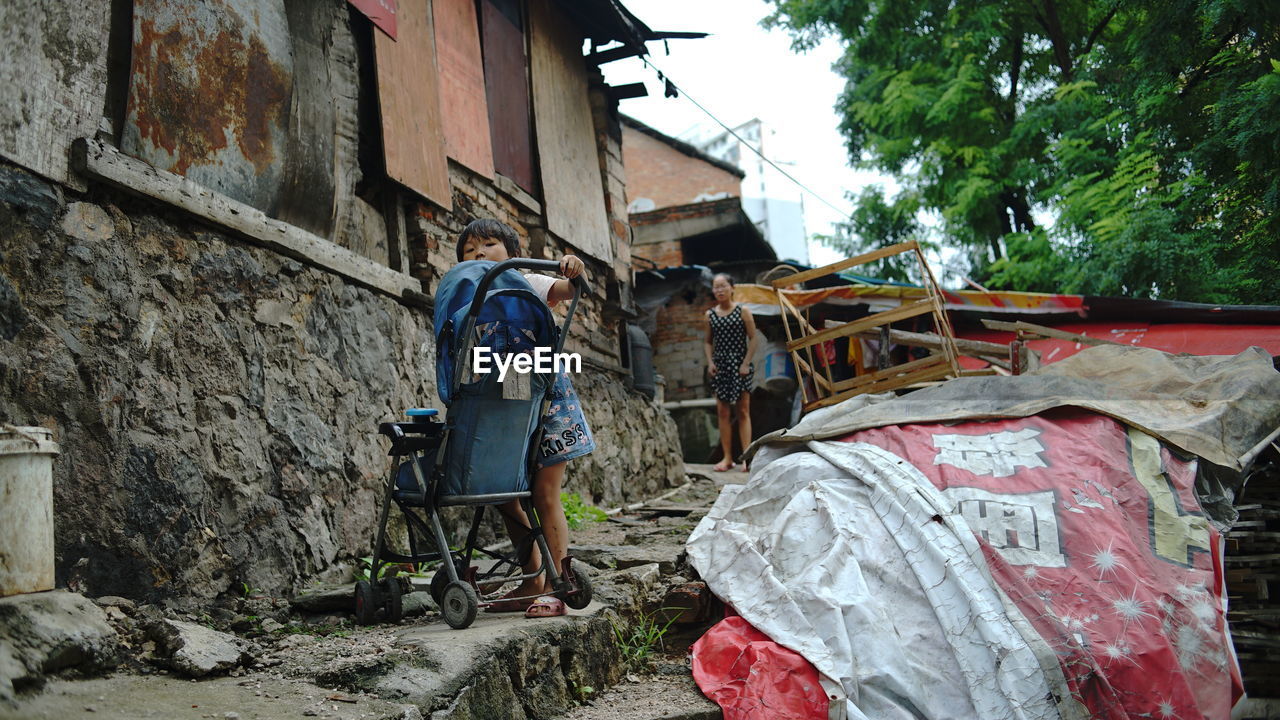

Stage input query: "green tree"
[
  {"left": 766, "top": 0, "right": 1280, "bottom": 303},
  {"left": 813, "top": 186, "right": 929, "bottom": 283}
]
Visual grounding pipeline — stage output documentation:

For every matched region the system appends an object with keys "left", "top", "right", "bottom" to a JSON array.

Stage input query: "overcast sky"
[{"left": 601, "top": 0, "right": 889, "bottom": 267}]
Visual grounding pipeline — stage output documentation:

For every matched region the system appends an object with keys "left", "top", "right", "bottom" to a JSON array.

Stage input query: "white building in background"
[{"left": 697, "top": 119, "right": 809, "bottom": 265}]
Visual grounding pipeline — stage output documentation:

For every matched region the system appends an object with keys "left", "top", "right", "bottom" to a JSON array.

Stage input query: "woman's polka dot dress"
[{"left": 708, "top": 305, "right": 754, "bottom": 404}]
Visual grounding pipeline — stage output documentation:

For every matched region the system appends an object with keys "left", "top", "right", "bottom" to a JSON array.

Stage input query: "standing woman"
[{"left": 704, "top": 273, "right": 759, "bottom": 471}]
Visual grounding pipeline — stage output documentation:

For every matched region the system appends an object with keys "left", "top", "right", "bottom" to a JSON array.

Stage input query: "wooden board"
[
  {"left": 480, "top": 0, "right": 537, "bottom": 195},
  {"left": 828, "top": 355, "right": 948, "bottom": 394},
  {"left": 74, "top": 138, "right": 420, "bottom": 300},
  {"left": 528, "top": 0, "right": 612, "bottom": 263},
  {"left": 804, "top": 360, "right": 953, "bottom": 411},
  {"left": 981, "top": 319, "right": 1121, "bottom": 346},
  {"left": 772, "top": 241, "right": 918, "bottom": 288},
  {"left": 786, "top": 299, "right": 935, "bottom": 352},
  {"left": 433, "top": 0, "right": 494, "bottom": 177},
  {"left": 375, "top": 0, "right": 452, "bottom": 209},
  {"left": 0, "top": 1, "right": 110, "bottom": 189},
  {"left": 275, "top": 1, "right": 340, "bottom": 239}
]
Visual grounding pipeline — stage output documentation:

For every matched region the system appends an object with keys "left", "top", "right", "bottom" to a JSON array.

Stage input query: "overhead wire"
[{"left": 640, "top": 56, "right": 854, "bottom": 222}]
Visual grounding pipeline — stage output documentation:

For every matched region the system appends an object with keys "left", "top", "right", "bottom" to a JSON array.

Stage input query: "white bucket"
[
  {"left": 760, "top": 342, "right": 796, "bottom": 393},
  {"left": 0, "top": 426, "right": 59, "bottom": 597}
]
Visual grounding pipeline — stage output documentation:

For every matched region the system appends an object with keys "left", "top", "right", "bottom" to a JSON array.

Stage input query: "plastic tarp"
[
  {"left": 689, "top": 346, "right": 1280, "bottom": 719},
  {"left": 691, "top": 614, "right": 830, "bottom": 719},
  {"left": 753, "top": 346, "right": 1280, "bottom": 472}
]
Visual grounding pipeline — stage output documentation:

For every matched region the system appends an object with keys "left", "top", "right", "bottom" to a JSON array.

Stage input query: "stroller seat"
[{"left": 355, "top": 259, "right": 595, "bottom": 629}]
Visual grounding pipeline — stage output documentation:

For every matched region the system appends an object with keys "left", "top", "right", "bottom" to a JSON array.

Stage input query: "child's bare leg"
[
  {"left": 531, "top": 462, "right": 568, "bottom": 594},
  {"left": 736, "top": 392, "right": 752, "bottom": 468},
  {"left": 714, "top": 399, "right": 734, "bottom": 470},
  {"left": 498, "top": 499, "right": 543, "bottom": 597}
]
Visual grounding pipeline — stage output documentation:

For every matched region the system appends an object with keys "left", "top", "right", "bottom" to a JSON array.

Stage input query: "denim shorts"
[{"left": 537, "top": 371, "right": 595, "bottom": 468}]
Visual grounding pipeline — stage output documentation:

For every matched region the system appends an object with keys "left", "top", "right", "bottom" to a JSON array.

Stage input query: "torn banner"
[{"left": 688, "top": 410, "right": 1242, "bottom": 720}]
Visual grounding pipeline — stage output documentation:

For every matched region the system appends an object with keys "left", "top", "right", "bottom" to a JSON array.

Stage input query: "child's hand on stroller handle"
[{"left": 559, "top": 254, "right": 584, "bottom": 279}]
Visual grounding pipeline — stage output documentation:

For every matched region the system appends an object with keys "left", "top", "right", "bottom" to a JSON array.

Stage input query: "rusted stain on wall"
[{"left": 123, "top": 0, "right": 291, "bottom": 213}]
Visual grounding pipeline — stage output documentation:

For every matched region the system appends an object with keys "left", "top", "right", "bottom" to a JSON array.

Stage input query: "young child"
[{"left": 454, "top": 218, "right": 595, "bottom": 618}]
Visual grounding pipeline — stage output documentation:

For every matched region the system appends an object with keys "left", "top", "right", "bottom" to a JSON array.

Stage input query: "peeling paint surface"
[{"left": 123, "top": 0, "right": 292, "bottom": 215}]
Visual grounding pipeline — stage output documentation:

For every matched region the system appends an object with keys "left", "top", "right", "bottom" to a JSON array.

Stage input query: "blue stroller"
[{"left": 354, "top": 259, "right": 593, "bottom": 629}]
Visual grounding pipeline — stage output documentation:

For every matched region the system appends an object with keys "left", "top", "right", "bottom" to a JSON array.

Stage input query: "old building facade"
[{"left": 0, "top": 0, "right": 684, "bottom": 603}]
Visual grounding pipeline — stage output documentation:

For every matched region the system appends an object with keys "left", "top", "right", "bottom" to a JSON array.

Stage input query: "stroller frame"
[{"left": 355, "top": 259, "right": 593, "bottom": 629}]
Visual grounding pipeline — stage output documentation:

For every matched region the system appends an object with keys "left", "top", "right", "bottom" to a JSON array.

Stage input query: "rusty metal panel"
[
  {"left": 434, "top": 0, "right": 493, "bottom": 177},
  {"left": 481, "top": 0, "right": 536, "bottom": 195},
  {"left": 375, "top": 0, "right": 452, "bottom": 210},
  {"left": 123, "top": 0, "right": 295, "bottom": 218},
  {"left": 529, "top": 0, "right": 612, "bottom": 263}
]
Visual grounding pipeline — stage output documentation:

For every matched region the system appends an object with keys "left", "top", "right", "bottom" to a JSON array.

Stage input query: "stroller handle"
[
  {"left": 452, "top": 258, "right": 587, "bottom": 400},
  {"left": 465, "top": 259, "right": 589, "bottom": 320}
]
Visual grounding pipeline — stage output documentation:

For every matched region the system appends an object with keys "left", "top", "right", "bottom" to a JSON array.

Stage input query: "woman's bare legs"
[
  {"left": 736, "top": 392, "right": 752, "bottom": 469},
  {"left": 715, "top": 399, "right": 734, "bottom": 470}
]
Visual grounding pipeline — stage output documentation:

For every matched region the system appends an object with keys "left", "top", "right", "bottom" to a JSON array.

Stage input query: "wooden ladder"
[{"left": 772, "top": 240, "right": 962, "bottom": 412}]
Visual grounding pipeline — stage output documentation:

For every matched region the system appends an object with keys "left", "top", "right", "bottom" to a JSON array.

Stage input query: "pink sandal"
[
  {"left": 713, "top": 461, "right": 735, "bottom": 472},
  {"left": 524, "top": 595, "right": 567, "bottom": 618}
]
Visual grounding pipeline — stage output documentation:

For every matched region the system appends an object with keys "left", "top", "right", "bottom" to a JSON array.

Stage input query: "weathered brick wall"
[
  {"left": 622, "top": 125, "right": 742, "bottom": 210},
  {"left": 650, "top": 288, "right": 715, "bottom": 400},
  {"left": 631, "top": 238, "right": 684, "bottom": 269}
]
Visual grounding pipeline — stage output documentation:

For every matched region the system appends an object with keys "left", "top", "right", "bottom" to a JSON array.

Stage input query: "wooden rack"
[{"left": 772, "top": 240, "right": 961, "bottom": 412}]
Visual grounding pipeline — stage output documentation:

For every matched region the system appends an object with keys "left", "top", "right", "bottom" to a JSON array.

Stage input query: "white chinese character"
[
  {"left": 943, "top": 486, "right": 1065, "bottom": 567},
  {"left": 933, "top": 427, "right": 1047, "bottom": 478}
]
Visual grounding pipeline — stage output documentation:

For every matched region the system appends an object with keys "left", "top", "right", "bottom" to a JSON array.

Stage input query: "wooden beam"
[
  {"left": 786, "top": 299, "right": 934, "bottom": 352},
  {"left": 72, "top": 138, "right": 421, "bottom": 300},
  {"left": 960, "top": 368, "right": 1001, "bottom": 377},
  {"left": 980, "top": 319, "right": 1121, "bottom": 346},
  {"left": 771, "top": 241, "right": 918, "bottom": 288},
  {"left": 803, "top": 361, "right": 953, "bottom": 411},
  {"left": 828, "top": 355, "right": 947, "bottom": 394},
  {"left": 848, "top": 327, "right": 1010, "bottom": 357},
  {"left": 792, "top": 352, "right": 832, "bottom": 392}
]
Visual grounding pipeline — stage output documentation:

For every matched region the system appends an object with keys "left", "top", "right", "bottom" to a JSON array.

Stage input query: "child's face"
[{"left": 459, "top": 234, "right": 511, "bottom": 263}]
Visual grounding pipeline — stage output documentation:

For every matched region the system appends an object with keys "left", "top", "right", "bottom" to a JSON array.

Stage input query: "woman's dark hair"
[
  {"left": 456, "top": 218, "right": 521, "bottom": 261},
  {"left": 712, "top": 272, "right": 735, "bottom": 287}
]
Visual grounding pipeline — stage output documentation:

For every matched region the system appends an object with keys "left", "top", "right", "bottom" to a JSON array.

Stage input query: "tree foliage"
[{"left": 766, "top": 0, "right": 1280, "bottom": 303}]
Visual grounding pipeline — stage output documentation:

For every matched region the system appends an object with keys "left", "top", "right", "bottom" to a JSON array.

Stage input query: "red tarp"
[
  {"left": 957, "top": 322, "right": 1280, "bottom": 369},
  {"left": 692, "top": 410, "right": 1243, "bottom": 718},
  {"left": 692, "top": 614, "right": 829, "bottom": 720}
]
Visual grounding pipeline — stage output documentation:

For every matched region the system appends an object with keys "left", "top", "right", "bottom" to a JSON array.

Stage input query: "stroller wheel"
[
  {"left": 562, "top": 558, "right": 594, "bottom": 610},
  {"left": 354, "top": 580, "right": 377, "bottom": 626},
  {"left": 429, "top": 565, "right": 451, "bottom": 606},
  {"left": 384, "top": 577, "right": 404, "bottom": 624},
  {"left": 440, "top": 581, "right": 478, "bottom": 629}
]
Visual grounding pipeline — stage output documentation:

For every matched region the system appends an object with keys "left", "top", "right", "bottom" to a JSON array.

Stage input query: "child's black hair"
[
  {"left": 456, "top": 218, "right": 521, "bottom": 262},
  {"left": 712, "top": 272, "right": 735, "bottom": 287}
]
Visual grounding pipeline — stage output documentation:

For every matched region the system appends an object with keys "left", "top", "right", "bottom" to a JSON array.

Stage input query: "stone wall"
[{"left": 0, "top": 163, "right": 681, "bottom": 606}]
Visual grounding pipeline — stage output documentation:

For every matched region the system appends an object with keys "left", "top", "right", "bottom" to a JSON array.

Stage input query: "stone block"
[
  {"left": 148, "top": 619, "right": 253, "bottom": 678},
  {"left": 0, "top": 590, "right": 118, "bottom": 703}
]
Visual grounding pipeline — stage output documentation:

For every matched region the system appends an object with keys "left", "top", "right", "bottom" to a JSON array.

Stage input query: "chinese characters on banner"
[{"left": 845, "top": 411, "right": 1241, "bottom": 719}]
